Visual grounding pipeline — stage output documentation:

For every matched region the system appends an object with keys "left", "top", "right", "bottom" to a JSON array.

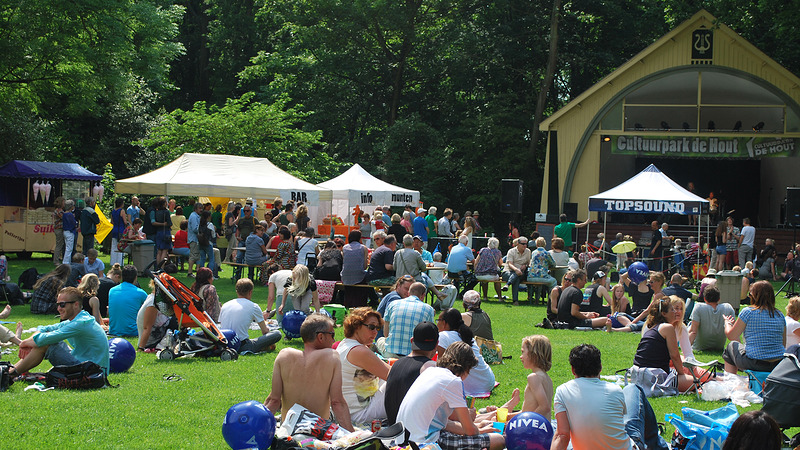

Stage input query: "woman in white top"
[
  {"left": 336, "top": 307, "right": 390, "bottom": 424},
  {"left": 436, "top": 308, "right": 496, "bottom": 396},
  {"left": 786, "top": 297, "right": 800, "bottom": 349},
  {"left": 460, "top": 216, "right": 476, "bottom": 249},
  {"left": 549, "top": 237, "right": 571, "bottom": 284},
  {"left": 295, "top": 227, "right": 320, "bottom": 267}
]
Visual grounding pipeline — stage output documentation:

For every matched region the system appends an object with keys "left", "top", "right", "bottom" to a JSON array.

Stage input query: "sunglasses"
[
  {"left": 317, "top": 331, "right": 335, "bottom": 337},
  {"left": 56, "top": 300, "right": 78, "bottom": 308},
  {"left": 362, "top": 324, "right": 380, "bottom": 331}
]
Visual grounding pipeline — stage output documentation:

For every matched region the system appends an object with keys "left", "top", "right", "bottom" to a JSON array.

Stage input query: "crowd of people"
[{"left": 3, "top": 199, "right": 798, "bottom": 450}]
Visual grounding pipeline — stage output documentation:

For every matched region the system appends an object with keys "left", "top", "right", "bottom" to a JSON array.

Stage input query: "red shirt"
[{"left": 174, "top": 230, "right": 189, "bottom": 249}]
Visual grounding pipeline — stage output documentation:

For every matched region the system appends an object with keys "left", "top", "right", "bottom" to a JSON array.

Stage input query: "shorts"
[
  {"left": 722, "top": 341, "right": 781, "bottom": 372},
  {"left": 725, "top": 250, "right": 738, "bottom": 266},
  {"left": 189, "top": 241, "right": 201, "bottom": 262},
  {"left": 476, "top": 274, "right": 500, "bottom": 281},
  {"left": 608, "top": 312, "right": 624, "bottom": 328},
  {"left": 715, "top": 245, "right": 726, "bottom": 255},
  {"left": 438, "top": 430, "right": 491, "bottom": 450},
  {"left": 45, "top": 341, "right": 81, "bottom": 367}
]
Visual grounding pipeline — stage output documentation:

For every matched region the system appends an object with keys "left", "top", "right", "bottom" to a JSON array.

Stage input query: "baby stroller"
[
  {"left": 762, "top": 348, "right": 800, "bottom": 445},
  {"left": 148, "top": 264, "right": 237, "bottom": 361}
]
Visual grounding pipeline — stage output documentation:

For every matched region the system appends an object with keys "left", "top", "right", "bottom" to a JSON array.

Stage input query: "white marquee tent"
[
  {"left": 317, "top": 164, "right": 419, "bottom": 225},
  {"left": 116, "top": 153, "right": 332, "bottom": 225}
]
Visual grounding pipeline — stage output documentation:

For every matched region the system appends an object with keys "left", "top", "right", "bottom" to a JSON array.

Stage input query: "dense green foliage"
[{"left": 2, "top": 0, "right": 799, "bottom": 227}]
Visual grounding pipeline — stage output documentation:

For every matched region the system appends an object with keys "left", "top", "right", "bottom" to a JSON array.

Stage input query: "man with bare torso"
[{"left": 264, "top": 314, "right": 354, "bottom": 431}]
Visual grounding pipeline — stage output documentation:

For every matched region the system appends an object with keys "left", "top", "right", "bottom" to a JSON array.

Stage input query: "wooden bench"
[
  {"left": 521, "top": 281, "right": 551, "bottom": 304},
  {"left": 221, "top": 261, "right": 262, "bottom": 283}
]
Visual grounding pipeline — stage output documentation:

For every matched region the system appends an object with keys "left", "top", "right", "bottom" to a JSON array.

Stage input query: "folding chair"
[
  {"left": 746, "top": 369, "right": 772, "bottom": 396},
  {"left": 683, "top": 358, "right": 723, "bottom": 399}
]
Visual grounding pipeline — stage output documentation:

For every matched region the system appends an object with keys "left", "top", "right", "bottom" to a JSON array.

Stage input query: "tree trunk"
[{"left": 529, "top": 0, "right": 561, "bottom": 157}]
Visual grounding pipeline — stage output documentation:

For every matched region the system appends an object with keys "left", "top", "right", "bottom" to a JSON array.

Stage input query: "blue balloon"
[
  {"left": 220, "top": 329, "right": 241, "bottom": 352},
  {"left": 282, "top": 310, "right": 307, "bottom": 339},
  {"left": 222, "top": 400, "right": 276, "bottom": 450},
  {"left": 108, "top": 338, "right": 136, "bottom": 373},
  {"left": 504, "top": 412, "right": 554, "bottom": 450},
  {"left": 628, "top": 261, "right": 650, "bottom": 285}
]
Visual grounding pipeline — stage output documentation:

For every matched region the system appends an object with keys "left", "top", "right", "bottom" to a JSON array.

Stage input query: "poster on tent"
[{"left": 337, "top": 191, "right": 419, "bottom": 224}]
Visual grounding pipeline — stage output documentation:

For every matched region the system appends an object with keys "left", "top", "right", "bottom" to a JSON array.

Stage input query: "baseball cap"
[
  {"left": 411, "top": 321, "right": 439, "bottom": 351},
  {"left": 413, "top": 235, "right": 423, "bottom": 241},
  {"left": 593, "top": 271, "right": 606, "bottom": 281}
]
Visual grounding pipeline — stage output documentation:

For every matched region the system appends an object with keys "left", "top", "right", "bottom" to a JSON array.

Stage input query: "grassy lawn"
[{"left": 1, "top": 253, "right": 796, "bottom": 448}]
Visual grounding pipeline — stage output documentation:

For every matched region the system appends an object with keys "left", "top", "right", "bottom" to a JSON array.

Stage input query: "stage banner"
[{"left": 610, "top": 135, "right": 798, "bottom": 158}]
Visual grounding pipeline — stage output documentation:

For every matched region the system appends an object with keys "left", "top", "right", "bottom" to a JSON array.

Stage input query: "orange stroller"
[{"left": 149, "top": 267, "right": 238, "bottom": 361}]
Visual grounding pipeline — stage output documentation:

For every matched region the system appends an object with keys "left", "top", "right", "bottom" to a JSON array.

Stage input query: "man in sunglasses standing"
[
  {"left": 8, "top": 287, "right": 109, "bottom": 377},
  {"left": 376, "top": 282, "right": 433, "bottom": 358}
]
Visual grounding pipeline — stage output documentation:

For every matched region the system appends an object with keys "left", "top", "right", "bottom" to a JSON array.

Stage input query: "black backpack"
[
  {"left": 0, "top": 282, "right": 25, "bottom": 305},
  {"left": 198, "top": 224, "right": 212, "bottom": 247},
  {"left": 17, "top": 267, "right": 40, "bottom": 289},
  {"left": 141, "top": 207, "right": 156, "bottom": 235}
]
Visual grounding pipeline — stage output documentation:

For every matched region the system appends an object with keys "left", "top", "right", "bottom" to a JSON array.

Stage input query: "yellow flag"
[{"left": 95, "top": 205, "right": 113, "bottom": 244}]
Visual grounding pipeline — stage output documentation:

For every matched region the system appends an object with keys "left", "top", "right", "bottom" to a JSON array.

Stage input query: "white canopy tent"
[
  {"left": 588, "top": 164, "right": 709, "bottom": 276},
  {"left": 115, "top": 153, "right": 332, "bottom": 227},
  {"left": 317, "top": 164, "right": 420, "bottom": 226}
]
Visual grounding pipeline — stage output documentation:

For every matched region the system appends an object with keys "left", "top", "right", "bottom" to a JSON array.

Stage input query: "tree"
[
  {"left": 0, "top": 0, "right": 184, "bottom": 166},
  {"left": 137, "top": 92, "right": 343, "bottom": 183}
]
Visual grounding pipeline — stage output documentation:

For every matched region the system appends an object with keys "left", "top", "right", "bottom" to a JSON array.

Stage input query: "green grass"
[{"left": 1, "top": 252, "right": 797, "bottom": 448}]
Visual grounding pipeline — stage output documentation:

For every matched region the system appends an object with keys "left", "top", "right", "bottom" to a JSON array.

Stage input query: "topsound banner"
[{"left": 610, "top": 135, "right": 798, "bottom": 158}]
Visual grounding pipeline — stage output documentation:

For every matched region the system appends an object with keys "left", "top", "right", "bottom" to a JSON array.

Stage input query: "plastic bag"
[
  {"left": 280, "top": 403, "right": 348, "bottom": 442},
  {"left": 666, "top": 403, "right": 739, "bottom": 450}
]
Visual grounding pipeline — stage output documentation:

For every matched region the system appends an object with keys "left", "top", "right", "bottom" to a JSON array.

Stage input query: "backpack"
[
  {"left": 198, "top": 224, "right": 212, "bottom": 247},
  {"left": 141, "top": 207, "right": 156, "bottom": 235},
  {"left": 18, "top": 267, "right": 40, "bottom": 289},
  {"left": 0, "top": 282, "right": 25, "bottom": 306},
  {"left": 45, "top": 361, "right": 109, "bottom": 390}
]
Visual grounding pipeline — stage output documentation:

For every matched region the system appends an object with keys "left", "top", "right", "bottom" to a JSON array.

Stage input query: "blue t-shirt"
[
  {"left": 447, "top": 243, "right": 474, "bottom": 273},
  {"left": 126, "top": 205, "right": 140, "bottom": 222},
  {"left": 108, "top": 282, "right": 147, "bottom": 336},
  {"left": 412, "top": 216, "right": 428, "bottom": 241},
  {"left": 187, "top": 212, "right": 201, "bottom": 244},
  {"left": 740, "top": 307, "right": 786, "bottom": 360},
  {"left": 33, "top": 310, "right": 110, "bottom": 373}
]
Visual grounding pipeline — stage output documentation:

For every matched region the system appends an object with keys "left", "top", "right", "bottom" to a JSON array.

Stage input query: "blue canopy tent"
[
  {"left": 0, "top": 160, "right": 102, "bottom": 206},
  {"left": 587, "top": 164, "right": 709, "bottom": 276}
]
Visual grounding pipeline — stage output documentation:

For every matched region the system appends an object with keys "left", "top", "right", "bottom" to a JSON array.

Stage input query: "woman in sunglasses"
[{"left": 337, "top": 307, "right": 390, "bottom": 425}]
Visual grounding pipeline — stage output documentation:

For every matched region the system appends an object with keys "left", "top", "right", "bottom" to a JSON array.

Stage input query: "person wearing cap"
[
  {"left": 471, "top": 211, "right": 482, "bottom": 232},
  {"left": 412, "top": 208, "right": 429, "bottom": 249},
  {"left": 699, "top": 268, "right": 717, "bottom": 300},
  {"left": 581, "top": 270, "right": 613, "bottom": 316},
  {"left": 461, "top": 290, "right": 493, "bottom": 340},
  {"left": 393, "top": 234, "right": 447, "bottom": 301},
  {"left": 383, "top": 321, "right": 439, "bottom": 423},
  {"left": 412, "top": 235, "right": 433, "bottom": 263}
]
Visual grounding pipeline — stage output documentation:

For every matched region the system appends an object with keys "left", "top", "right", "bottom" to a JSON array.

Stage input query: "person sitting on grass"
[
  {"left": 688, "top": 286, "right": 735, "bottom": 352},
  {"left": 556, "top": 269, "right": 608, "bottom": 330},
  {"left": 265, "top": 313, "right": 354, "bottom": 432},
  {"left": 31, "top": 264, "right": 72, "bottom": 315},
  {"left": 491, "top": 334, "right": 553, "bottom": 421},
  {"left": 67, "top": 252, "right": 86, "bottom": 287},
  {"left": 631, "top": 297, "right": 696, "bottom": 393},
  {"left": 9, "top": 287, "right": 110, "bottom": 377},
  {"left": 0, "top": 305, "right": 22, "bottom": 347},
  {"left": 436, "top": 308, "right": 496, "bottom": 396},
  {"left": 461, "top": 290, "right": 494, "bottom": 341},
  {"left": 77, "top": 273, "right": 106, "bottom": 327},
  {"left": 606, "top": 283, "right": 635, "bottom": 332},
  {"left": 220, "top": 278, "right": 281, "bottom": 354},
  {"left": 384, "top": 321, "right": 439, "bottom": 424},
  {"left": 108, "top": 265, "right": 147, "bottom": 337},
  {"left": 397, "top": 341, "right": 505, "bottom": 450},
  {"left": 83, "top": 248, "right": 105, "bottom": 278},
  {"left": 552, "top": 344, "right": 668, "bottom": 450}
]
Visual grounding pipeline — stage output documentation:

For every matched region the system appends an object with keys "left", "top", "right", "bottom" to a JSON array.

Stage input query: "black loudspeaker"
[
  {"left": 500, "top": 179, "right": 523, "bottom": 213},
  {"left": 563, "top": 203, "right": 578, "bottom": 222},
  {"left": 787, "top": 187, "right": 800, "bottom": 226}
]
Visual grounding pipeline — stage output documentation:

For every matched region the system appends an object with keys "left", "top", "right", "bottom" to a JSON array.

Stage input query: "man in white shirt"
[
  {"left": 502, "top": 237, "right": 530, "bottom": 306},
  {"left": 219, "top": 279, "right": 280, "bottom": 354},
  {"left": 438, "top": 209, "right": 454, "bottom": 238},
  {"left": 552, "top": 344, "right": 668, "bottom": 450},
  {"left": 738, "top": 217, "right": 755, "bottom": 268}
]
